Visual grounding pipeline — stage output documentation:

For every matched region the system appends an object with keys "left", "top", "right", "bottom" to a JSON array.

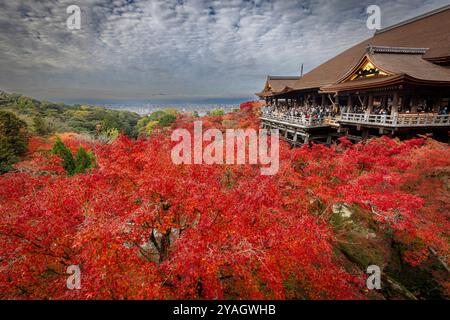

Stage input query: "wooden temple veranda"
[{"left": 257, "top": 5, "right": 450, "bottom": 145}]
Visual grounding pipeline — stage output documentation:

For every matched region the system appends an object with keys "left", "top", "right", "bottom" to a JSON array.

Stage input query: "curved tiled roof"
[
  {"left": 267, "top": 76, "right": 300, "bottom": 91},
  {"left": 255, "top": 76, "right": 300, "bottom": 96},
  {"left": 289, "top": 5, "right": 450, "bottom": 92},
  {"left": 370, "top": 52, "right": 450, "bottom": 82},
  {"left": 320, "top": 74, "right": 405, "bottom": 93},
  {"left": 320, "top": 46, "right": 450, "bottom": 93}
]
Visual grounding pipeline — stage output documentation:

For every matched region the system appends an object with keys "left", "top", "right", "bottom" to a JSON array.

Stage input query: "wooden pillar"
[
  {"left": 347, "top": 95, "right": 352, "bottom": 113},
  {"left": 321, "top": 94, "right": 326, "bottom": 107},
  {"left": 304, "top": 135, "right": 310, "bottom": 145},
  {"left": 411, "top": 96, "right": 418, "bottom": 113},
  {"left": 347, "top": 95, "right": 352, "bottom": 107},
  {"left": 366, "top": 95, "right": 374, "bottom": 114},
  {"left": 391, "top": 92, "right": 399, "bottom": 115},
  {"left": 433, "top": 95, "right": 441, "bottom": 113},
  {"left": 362, "top": 128, "right": 369, "bottom": 139},
  {"left": 293, "top": 133, "right": 298, "bottom": 147},
  {"left": 381, "top": 96, "right": 387, "bottom": 108},
  {"left": 312, "top": 94, "right": 318, "bottom": 107},
  {"left": 334, "top": 94, "right": 339, "bottom": 113}
]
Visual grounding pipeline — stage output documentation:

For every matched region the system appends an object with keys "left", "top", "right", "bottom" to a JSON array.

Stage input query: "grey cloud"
[{"left": 0, "top": 0, "right": 449, "bottom": 101}]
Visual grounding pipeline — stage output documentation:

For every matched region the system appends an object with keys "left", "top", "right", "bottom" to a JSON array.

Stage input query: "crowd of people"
[
  {"left": 341, "top": 105, "right": 390, "bottom": 115},
  {"left": 266, "top": 103, "right": 449, "bottom": 118},
  {"left": 264, "top": 105, "right": 337, "bottom": 119}
]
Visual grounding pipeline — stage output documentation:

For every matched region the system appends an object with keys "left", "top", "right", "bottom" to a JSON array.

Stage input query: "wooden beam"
[
  {"left": 327, "top": 94, "right": 334, "bottom": 105},
  {"left": 358, "top": 95, "right": 364, "bottom": 106}
]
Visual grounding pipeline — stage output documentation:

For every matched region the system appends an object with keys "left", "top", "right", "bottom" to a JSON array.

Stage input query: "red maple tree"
[{"left": 0, "top": 103, "right": 448, "bottom": 299}]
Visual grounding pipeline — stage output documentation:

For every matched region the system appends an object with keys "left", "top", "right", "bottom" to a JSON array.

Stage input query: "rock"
[{"left": 332, "top": 203, "right": 353, "bottom": 218}]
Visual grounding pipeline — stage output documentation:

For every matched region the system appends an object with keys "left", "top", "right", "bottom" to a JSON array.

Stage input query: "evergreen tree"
[
  {"left": 0, "top": 111, "right": 28, "bottom": 173},
  {"left": 32, "top": 115, "right": 49, "bottom": 135},
  {"left": 51, "top": 138, "right": 75, "bottom": 175},
  {"left": 74, "top": 146, "right": 93, "bottom": 174}
]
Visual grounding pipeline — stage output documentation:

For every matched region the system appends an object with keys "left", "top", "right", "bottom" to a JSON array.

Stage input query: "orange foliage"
[{"left": 0, "top": 105, "right": 449, "bottom": 300}]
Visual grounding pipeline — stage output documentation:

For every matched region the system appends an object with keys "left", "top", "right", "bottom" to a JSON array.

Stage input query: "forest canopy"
[
  {"left": 0, "top": 91, "right": 140, "bottom": 137},
  {"left": 0, "top": 102, "right": 448, "bottom": 300}
]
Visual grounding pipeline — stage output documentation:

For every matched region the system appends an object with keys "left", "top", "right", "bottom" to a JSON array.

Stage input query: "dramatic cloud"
[{"left": 0, "top": 0, "right": 449, "bottom": 101}]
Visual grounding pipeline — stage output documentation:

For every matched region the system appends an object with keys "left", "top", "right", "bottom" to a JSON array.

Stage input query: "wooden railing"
[
  {"left": 340, "top": 113, "right": 450, "bottom": 127},
  {"left": 340, "top": 113, "right": 395, "bottom": 125},
  {"left": 396, "top": 113, "right": 450, "bottom": 126},
  {"left": 261, "top": 111, "right": 332, "bottom": 127},
  {"left": 261, "top": 111, "right": 450, "bottom": 129}
]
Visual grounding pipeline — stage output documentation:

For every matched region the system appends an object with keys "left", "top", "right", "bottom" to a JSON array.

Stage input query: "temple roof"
[
  {"left": 369, "top": 51, "right": 450, "bottom": 82},
  {"left": 321, "top": 46, "right": 450, "bottom": 93},
  {"left": 320, "top": 74, "right": 404, "bottom": 93},
  {"left": 255, "top": 75, "right": 300, "bottom": 97},
  {"left": 259, "top": 4, "right": 450, "bottom": 96}
]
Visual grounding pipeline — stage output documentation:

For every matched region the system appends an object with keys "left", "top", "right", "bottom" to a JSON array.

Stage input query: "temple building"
[{"left": 257, "top": 5, "right": 450, "bottom": 144}]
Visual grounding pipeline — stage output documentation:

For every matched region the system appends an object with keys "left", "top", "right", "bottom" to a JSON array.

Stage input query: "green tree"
[
  {"left": 51, "top": 138, "right": 75, "bottom": 175},
  {"left": 137, "top": 109, "right": 178, "bottom": 136},
  {"left": 74, "top": 146, "right": 94, "bottom": 174},
  {"left": 157, "top": 113, "right": 177, "bottom": 127},
  {"left": 101, "top": 115, "right": 121, "bottom": 133},
  {"left": 208, "top": 108, "right": 225, "bottom": 116},
  {"left": 0, "top": 111, "right": 28, "bottom": 173},
  {"left": 32, "top": 115, "right": 50, "bottom": 135}
]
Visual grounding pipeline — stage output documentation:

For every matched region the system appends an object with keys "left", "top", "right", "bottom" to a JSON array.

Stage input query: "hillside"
[
  {"left": 0, "top": 102, "right": 448, "bottom": 299},
  {"left": 0, "top": 91, "right": 140, "bottom": 137}
]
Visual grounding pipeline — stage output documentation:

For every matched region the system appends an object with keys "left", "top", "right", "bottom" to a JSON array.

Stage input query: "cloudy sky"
[{"left": 0, "top": 0, "right": 449, "bottom": 102}]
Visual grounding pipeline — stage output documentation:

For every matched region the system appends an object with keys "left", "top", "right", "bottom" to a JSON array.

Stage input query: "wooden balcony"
[
  {"left": 339, "top": 113, "right": 450, "bottom": 127},
  {"left": 260, "top": 112, "right": 334, "bottom": 129},
  {"left": 260, "top": 111, "right": 449, "bottom": 146}
]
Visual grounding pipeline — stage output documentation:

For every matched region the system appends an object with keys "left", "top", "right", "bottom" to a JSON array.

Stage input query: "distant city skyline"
[{"left": 1, "top": 0, "right": 449, "bottom": 102}]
